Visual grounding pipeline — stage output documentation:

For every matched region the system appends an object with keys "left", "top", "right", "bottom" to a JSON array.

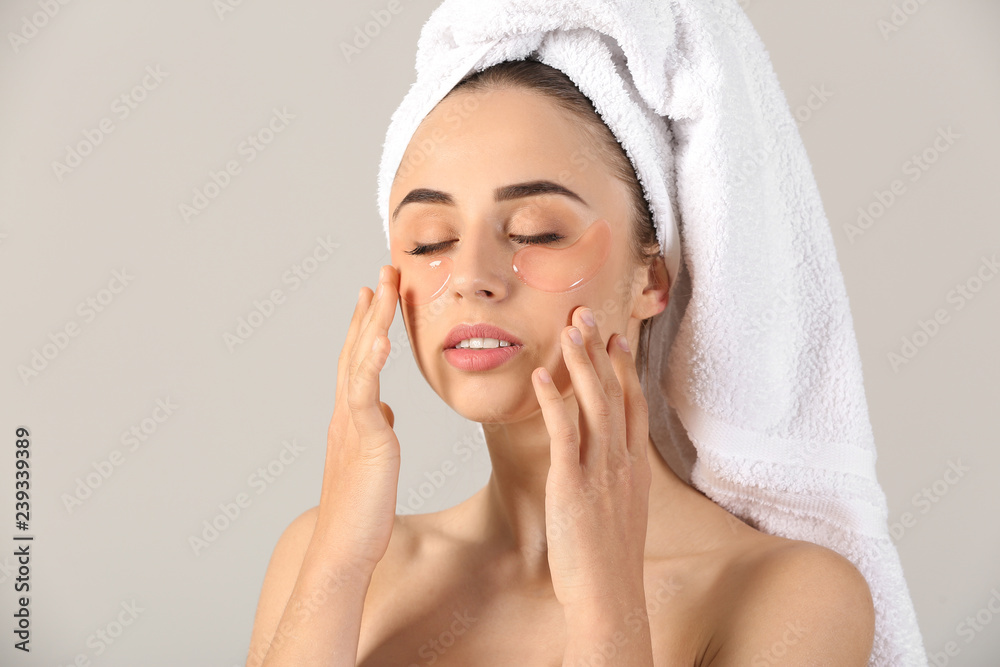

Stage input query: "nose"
[{"left": 448, "top": 223, "right": 510, "bottom": 301}]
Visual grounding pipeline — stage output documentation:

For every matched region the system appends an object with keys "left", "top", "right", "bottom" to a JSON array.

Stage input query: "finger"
[
  {"left": 357, "top": 268, "right": 386, "bottom": 336},
  {"left": 572, "top": 306, "right": 622, "bottom": 400},
  {"left": 608, "top": 333, "right": 650, "bottom": 466},
  {"left": 368, "top": 265, "right": 400, "bottom": 352},
  {"left": 347, "top": 327, "right": 392, "bottom": 441},
  {"left": 347, "top": 267, "right": 398, "bottom": 440},
  {"left": 574, "top": 307, "right": 628, "bottom": 462},
  {"left": 350, "top": 265, "right": 398, "bottom": 378},
  {"left": 337, "top": 286, "right": 374, "bottom": 406},
  {"left": 357, "top": 264, "right": 398, "bottom": 339},
  {"left": 560, "top": 310, "right": 622, "bottom": 467},
  {"left": 531, "top": 366, "right": 582, "bottom": 474}
]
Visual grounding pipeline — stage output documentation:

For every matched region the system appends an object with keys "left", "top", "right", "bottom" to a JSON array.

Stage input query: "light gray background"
[{"left": 1, "top": 1, "right": 997, "bottom": 665}]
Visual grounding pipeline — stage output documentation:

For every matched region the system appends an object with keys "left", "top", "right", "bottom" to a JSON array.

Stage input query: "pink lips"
[
  {"left": 443, "top": 323, "right": 524, "bottom": 372},
  {"left": 443, "top": 323, "right": 523, "bottom": 351}
]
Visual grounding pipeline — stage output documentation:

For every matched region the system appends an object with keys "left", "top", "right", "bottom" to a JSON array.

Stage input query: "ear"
[{"left": 631, "top": 255, "right": 670, "bottom": 320}]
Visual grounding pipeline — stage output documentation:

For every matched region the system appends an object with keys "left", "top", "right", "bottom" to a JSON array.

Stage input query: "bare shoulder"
[
  {"left": 262, "top": 506, "right": 424, "bottom": 588},
  {"left": 257, "top": 504, "right": 322, "bottom": 603},
  {"left": 704, "top": 536, "right": 876, "bottom": 666},
  {"left": 246, "top": 505, "right": 321, "bottom": 665},
  {"left": 247, "top": 506, "right": 418, "bottom": 666}
]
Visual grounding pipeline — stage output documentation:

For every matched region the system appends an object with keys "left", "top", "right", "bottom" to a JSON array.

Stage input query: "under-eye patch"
[{"left": 393, "top": 218, "right": 611, "bottom": 305}]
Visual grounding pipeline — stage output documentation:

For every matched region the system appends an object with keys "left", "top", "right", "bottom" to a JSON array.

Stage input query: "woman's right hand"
[{"left": 312, "top": 264, "right": 401, "bottom": 573}]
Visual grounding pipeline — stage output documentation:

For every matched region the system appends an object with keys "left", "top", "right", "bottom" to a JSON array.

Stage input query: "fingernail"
[
  {"left": 617, "top": 335, "right": 630, "bottom": 352},
  {"left": 580, "top": 308, "right": 595, "bottom": 328},
  {"left": 568, "top": 327, "right": 583, "bottom": 345},
  {"left": 537, "top": 367, "right": 552, "bottom": 383},
  {"left": 376, "top": 282, "right": 384, "bottom": 299}
]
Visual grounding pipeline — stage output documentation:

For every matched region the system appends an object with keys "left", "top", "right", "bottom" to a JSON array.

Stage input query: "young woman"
[{"left": 246, "top": 59, "right": 876, "bottom": 666}]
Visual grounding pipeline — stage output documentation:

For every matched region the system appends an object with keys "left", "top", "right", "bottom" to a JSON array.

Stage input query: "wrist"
[
  {"left": 564, "top": 600, "right": 645, "bottom": 634},
  {"left": 562, "top": 583, "right": 647, "bottom": 625},
  {"left": 563, "top": 601, "right": 653, "bottom": 667},
  {"left": 303, "top": 534, "right": 378, "bottom": 584}
]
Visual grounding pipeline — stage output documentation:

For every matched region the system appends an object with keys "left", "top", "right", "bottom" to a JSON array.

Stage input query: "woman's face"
[{"left": 388, "top": 86, "right": 649, "bottom": 424}]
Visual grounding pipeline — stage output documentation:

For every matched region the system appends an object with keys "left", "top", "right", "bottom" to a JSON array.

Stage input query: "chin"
[{"left": 439, "top": 375, "right": 538, "bottom": 424}]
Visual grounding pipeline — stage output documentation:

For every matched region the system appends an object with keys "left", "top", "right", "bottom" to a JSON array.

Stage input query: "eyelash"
[{"left": 404, "top": 233, "right": 565, "bottom": 256}]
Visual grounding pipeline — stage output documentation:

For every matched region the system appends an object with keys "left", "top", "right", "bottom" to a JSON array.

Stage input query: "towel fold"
[{"left": 375, "top": 1, "right": 927, "bottom": 664}]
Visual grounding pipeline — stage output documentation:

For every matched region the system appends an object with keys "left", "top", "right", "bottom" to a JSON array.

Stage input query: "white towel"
[{"left": 374, "top": 1, "right": 927, "bottom": 664}]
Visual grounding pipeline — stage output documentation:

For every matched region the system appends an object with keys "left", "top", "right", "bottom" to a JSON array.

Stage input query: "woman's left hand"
[{"left": 531, "top": 305, "right": 653, "bottom": 621}]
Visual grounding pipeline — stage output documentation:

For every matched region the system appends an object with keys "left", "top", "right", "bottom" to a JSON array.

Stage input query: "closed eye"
[
  {"left": 404, "top": 233, "right": 565, "bottom": 256},
  {"left": 513, "top": 232, "right": 565, "bottom": 246}
]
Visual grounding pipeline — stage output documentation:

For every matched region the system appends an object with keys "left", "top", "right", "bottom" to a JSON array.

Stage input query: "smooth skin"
[{"left": 247, "top": 87, "right": 876, "bottom": 666}]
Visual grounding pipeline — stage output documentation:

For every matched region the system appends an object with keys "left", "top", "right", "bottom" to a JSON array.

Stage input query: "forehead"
[{"left": 389, "top": 87, "right": 620, "bottom": 216}]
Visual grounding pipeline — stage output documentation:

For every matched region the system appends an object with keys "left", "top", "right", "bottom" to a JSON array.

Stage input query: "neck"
[{"left": 469, "top": 395, "right": 691, "bottom": 586}]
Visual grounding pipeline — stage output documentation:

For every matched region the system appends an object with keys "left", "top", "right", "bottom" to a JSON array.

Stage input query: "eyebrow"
[{"left": 390, "top": 180, "right": 588, "bottom": 223}]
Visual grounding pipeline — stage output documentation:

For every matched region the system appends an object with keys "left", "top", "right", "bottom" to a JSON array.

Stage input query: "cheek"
[
  {"left": 394, "top": 255, "right": 453, "bottom": 306},
  {"left": 389, "top": 219, "right": 455, "bottom": 306},
  {"left": 512, "top": 218, "right": 611, "bottom": 293}
]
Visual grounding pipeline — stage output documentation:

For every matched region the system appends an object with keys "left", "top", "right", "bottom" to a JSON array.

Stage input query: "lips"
[{"left": 443, "top": 323, "right": 523, "bottom": 350}]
